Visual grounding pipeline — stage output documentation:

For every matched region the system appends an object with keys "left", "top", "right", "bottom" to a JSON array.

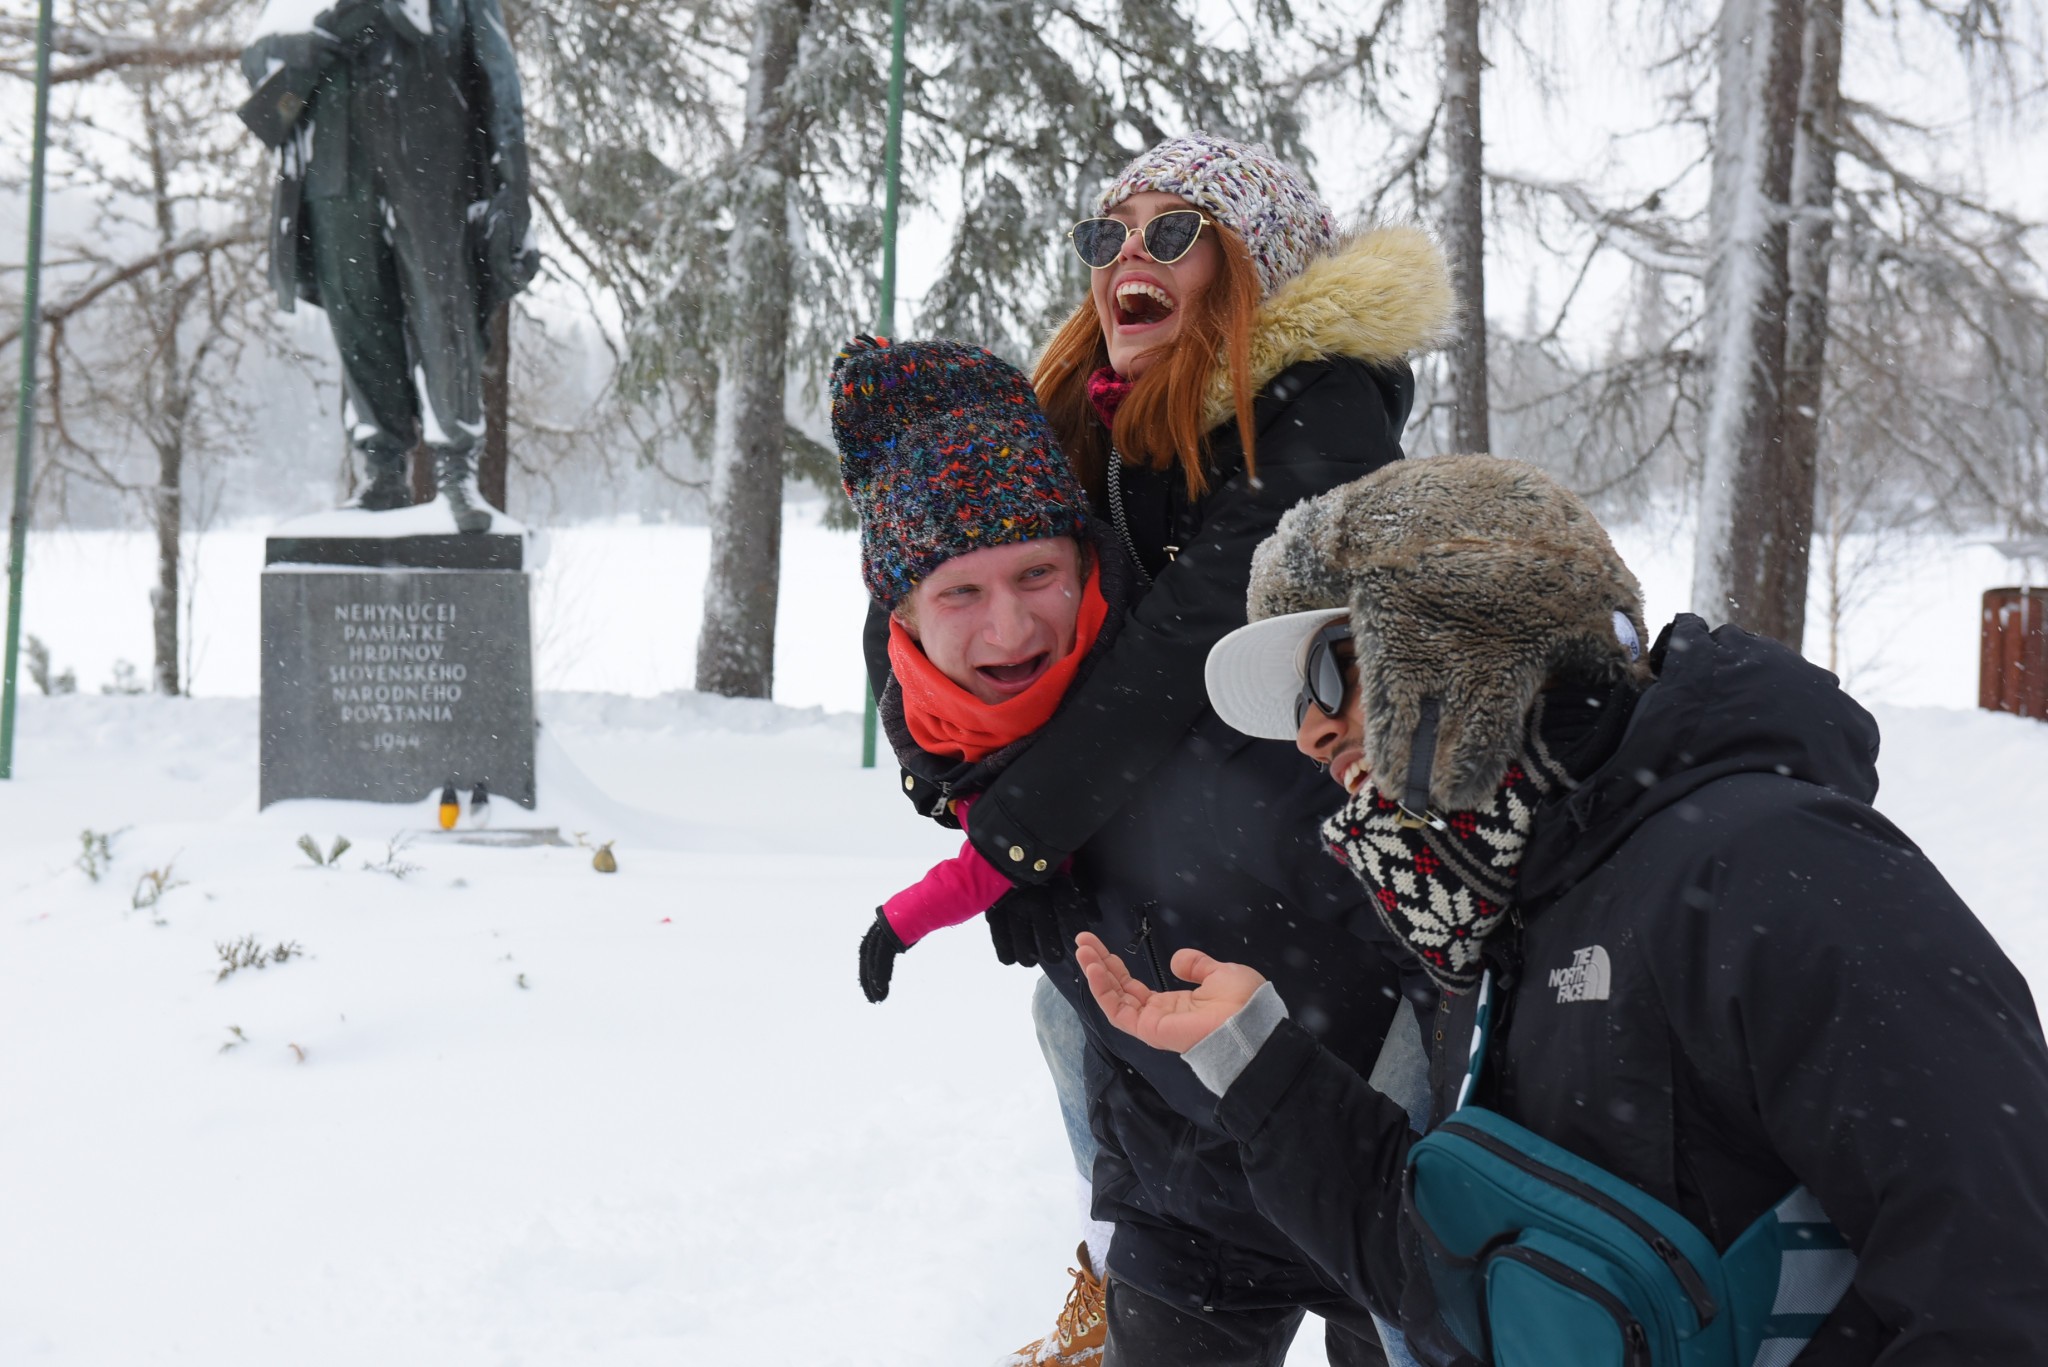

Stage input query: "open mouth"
[
  {"left": 1113, "top": 278, "right": 1178, "bottom": 329},
  {"left": 977, "top": 652, "right": 1051, "bottom": 693},
  {"left": 1335, "top": 753, "right": 1371, "bottom": 795}
]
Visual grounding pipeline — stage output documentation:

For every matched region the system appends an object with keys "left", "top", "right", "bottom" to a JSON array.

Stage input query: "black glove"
[
  {"left": 987, "top": 877, "right": 1090, "bottom": 968},
  {"left": 859, "top": 910, "right": 908, "bottom": 1003},
  {"left": 477, "top": 184, "right": 540, "bottom": 304}
]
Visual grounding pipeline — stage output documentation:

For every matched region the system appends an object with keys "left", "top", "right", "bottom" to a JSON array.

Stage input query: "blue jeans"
[{"left": 1033, "top": 973, "right": 1098, "bottom": 1180}]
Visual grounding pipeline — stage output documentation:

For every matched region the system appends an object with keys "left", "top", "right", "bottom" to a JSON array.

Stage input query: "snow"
[
  {"left": 2, "top": 510, "right": 2046, "bottom": 1365},
  {"left": 272, "top": 501, "right": 532, "bottom": 540},
  {"left": 248, "top": 0, "right": 333, "bottom": 41},
  {"left": 0, "top": 691, "right": 1056, "bottom": 1367},
  {"left": 247, "top": 0, "right": 431, "bottom": 41}
]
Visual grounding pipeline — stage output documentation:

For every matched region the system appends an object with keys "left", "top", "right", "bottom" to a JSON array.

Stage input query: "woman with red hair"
[{"left": 864, "top": 134, "right": 1453, "bottom": 1367}]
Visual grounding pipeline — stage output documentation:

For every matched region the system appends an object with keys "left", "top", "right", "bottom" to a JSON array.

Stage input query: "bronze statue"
[{"left": 241, "top": 0, "right": 538, "bottom": 532}]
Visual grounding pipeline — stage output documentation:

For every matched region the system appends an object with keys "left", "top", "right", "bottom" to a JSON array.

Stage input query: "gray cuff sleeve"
[{"left": 1184, "top": 981, "right": 1289, "bottom": 1097}]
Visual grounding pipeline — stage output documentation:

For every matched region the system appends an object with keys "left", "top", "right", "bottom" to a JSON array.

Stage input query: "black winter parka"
[{"left": 1208, "top": 616, "right": 2048, "bottom": 1364}]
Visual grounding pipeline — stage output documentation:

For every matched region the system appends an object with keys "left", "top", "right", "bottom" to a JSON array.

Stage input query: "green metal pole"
[
  {"left": 2, "top": 0, "right": 57, "bottom": 781},
  {"left": 862, "top": 0, "right": 907, "bottom": 770}
]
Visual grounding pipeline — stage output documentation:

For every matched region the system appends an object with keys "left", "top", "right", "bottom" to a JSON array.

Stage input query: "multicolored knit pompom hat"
[
  {"left": 1096, "top": 134, "right": 1338, "bottom": 296},
  {"left": 831, "top": 336, "right": 1091, "bottom": 610}
]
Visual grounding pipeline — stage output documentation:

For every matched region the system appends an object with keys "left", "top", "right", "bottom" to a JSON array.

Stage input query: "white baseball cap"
[{"left": 1204, "top": 607, "right": 1351, "bottom": 741}]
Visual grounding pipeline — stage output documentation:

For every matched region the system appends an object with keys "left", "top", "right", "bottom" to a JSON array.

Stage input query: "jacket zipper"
[
  {"left": 1124, "top": 910, "right": 1170, "bottom": 989},
  {"left": 1140, "top": 917, "right": 1169, "bottom": 987},
  {"left": 1492, "top": 1244, "right": 1652, "bottom": 1367},
  {"left": 1105, "top": 450, "right": 1154, "bottom": 587},
  {"left": 924, "top": 779, "right": 953, "bottom": 821},
  {"left": 1437, "top": 1119, "right": 1718, "bottom": 1326}
]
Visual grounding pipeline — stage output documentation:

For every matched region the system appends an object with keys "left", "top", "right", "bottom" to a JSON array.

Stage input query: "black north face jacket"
[{"left": 1210, "top": 616, "right": 2048, "bottom": 1363}]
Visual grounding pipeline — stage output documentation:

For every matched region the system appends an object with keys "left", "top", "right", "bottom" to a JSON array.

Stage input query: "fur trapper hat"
[{"left": 1235, "top": 455, "right": 1648, "bottom": 811}]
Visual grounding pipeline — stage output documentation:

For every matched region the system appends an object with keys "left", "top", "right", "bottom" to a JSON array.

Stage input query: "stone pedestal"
[{"left": 260, "top": 513, "right": 535, "bottom": 810}]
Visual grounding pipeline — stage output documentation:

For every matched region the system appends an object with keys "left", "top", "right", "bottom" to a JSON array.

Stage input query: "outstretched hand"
[{"left": 1074, "top": 931, "right": 1269, "bottom": 1056}]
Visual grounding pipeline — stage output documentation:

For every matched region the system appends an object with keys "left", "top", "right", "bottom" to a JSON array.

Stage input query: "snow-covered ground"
[{"left": 2, "top": 510, "right": 2046, "bottom": 1366}]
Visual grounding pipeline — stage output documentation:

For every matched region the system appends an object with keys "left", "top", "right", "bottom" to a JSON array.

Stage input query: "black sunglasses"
[
  {"left": 1067, "top": 209, "right": 1214, "bottom": 269},
  {"left": 1294, "top": 623, "right": 1354, "bottom": 731}
]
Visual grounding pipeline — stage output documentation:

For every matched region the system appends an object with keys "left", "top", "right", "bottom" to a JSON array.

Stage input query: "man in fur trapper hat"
[{"left": 1075, "top": 455, "right": 2048, "bottom": 1364}]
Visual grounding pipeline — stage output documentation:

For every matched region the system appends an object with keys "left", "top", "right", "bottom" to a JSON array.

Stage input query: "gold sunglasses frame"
[{"left": 1066, "top": 210, "right": 1216, "bottom": 270}]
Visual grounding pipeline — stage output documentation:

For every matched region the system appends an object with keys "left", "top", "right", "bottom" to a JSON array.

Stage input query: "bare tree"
[
  {"left": 1441, "top": 0, "right": 1489, "bottom": 451},
  {"left": 1811, "top": 419, "right": 1924, "bottom": 685},
  {"left": 2, "top": 0, "right": 270, "bottom": 695},
  {"left": 1457, "top": 1, "right": 2041, "bottom": 657}
]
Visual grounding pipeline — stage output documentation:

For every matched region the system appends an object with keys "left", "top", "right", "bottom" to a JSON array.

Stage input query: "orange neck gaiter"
[{"left": 889, "top": 570, "right": 1110, "bottom": 763}]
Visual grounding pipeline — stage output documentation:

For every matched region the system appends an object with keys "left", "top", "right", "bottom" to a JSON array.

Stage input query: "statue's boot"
[
  {"left": 435, "top": 448, "right": 496, "bottom": 534},
  {"left": 345, "top": 451, "right": 413, "bottom": 512}
]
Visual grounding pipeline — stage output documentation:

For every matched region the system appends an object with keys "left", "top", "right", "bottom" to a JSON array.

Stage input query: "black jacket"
[
  {"left": 866, "top": 526, "right": 1405, "bottom": 1314},
  {"left": 957, "top": 352, "right": 1413, "bottom": 885},
  {"left": 1211, "top": 616, "right": 2048, "bottom": 1363}
]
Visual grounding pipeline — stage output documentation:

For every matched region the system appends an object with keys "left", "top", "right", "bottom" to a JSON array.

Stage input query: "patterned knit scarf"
[{"left": 1320, "top": 713, "right": 1582, "bottom": 994}]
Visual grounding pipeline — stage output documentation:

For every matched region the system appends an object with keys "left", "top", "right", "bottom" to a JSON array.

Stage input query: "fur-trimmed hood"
[
  {"left": 1199, "top": 224, "right": 1455, "bottom": 431},
  {"left": 1246, "top": 455, "right": 1649, "bottom": 811}
]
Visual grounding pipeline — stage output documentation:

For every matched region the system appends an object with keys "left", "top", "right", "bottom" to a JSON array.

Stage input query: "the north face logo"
[{"left": 1549, "top": 945, "right": 1612, "bottom": 1003}]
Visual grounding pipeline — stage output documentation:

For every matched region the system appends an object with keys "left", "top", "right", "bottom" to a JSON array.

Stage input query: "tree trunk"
[
  {"left": 141, "top": 76, "right": 183, "bottom": 696},
  {"left": 694, "top": 0, "right": 811, "bottom": 699},
  {"left": 409, "top": 439, "right": 433, "bottom": 504},
  {"left": 150, "top": 441, "right": 181, "bottom": 695},
  {"left": 1772, "top": 0, "right": 1844, "bottom": 651},
  {"left": 481, "top": 302, "right": 510, "bottom": 510},
  {"left": 1691, "top": 0, "right": 1806, "bottom": 639},
  {"left": 1441, "top": 0, "right": 1490, "bottom": 453}
]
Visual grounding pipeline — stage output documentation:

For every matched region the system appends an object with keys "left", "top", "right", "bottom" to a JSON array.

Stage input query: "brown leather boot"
[{"left": 997, "top": 1243, "right": 1106, "bottom": 1366}]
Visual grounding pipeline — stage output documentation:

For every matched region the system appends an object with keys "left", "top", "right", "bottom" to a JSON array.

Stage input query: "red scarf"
[
  {"left": 1087, "top": 367, "right": 1132, "bottom": 429},
  {"left": 889, "top": 570, "right": 1110, "bottom": 762}
]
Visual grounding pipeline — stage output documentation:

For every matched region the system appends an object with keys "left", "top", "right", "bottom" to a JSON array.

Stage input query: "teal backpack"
[{"left": 1402, "top": 973, "right": 1857, "bottom": 1367}]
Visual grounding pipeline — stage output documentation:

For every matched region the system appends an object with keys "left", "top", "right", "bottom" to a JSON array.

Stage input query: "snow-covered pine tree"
[
  {"left": 552, "top": 0, "right": 1316, "bottom": 699},
  {"left": 515, "top": 0, "right": 901, "bottom": 698},
  {"left": 915, "top": 0, "right": 1307, "bottom": 359}
]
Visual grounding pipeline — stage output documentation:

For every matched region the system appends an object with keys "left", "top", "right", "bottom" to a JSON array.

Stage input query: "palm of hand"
[{"left": 1074, "top": 931, "right": 1268, "bottom": 1055}]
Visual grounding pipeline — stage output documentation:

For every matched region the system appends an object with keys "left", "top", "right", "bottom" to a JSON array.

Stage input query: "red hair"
[{"left": 1032, "top": 224, "right": 1263, "bottom": 500}]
